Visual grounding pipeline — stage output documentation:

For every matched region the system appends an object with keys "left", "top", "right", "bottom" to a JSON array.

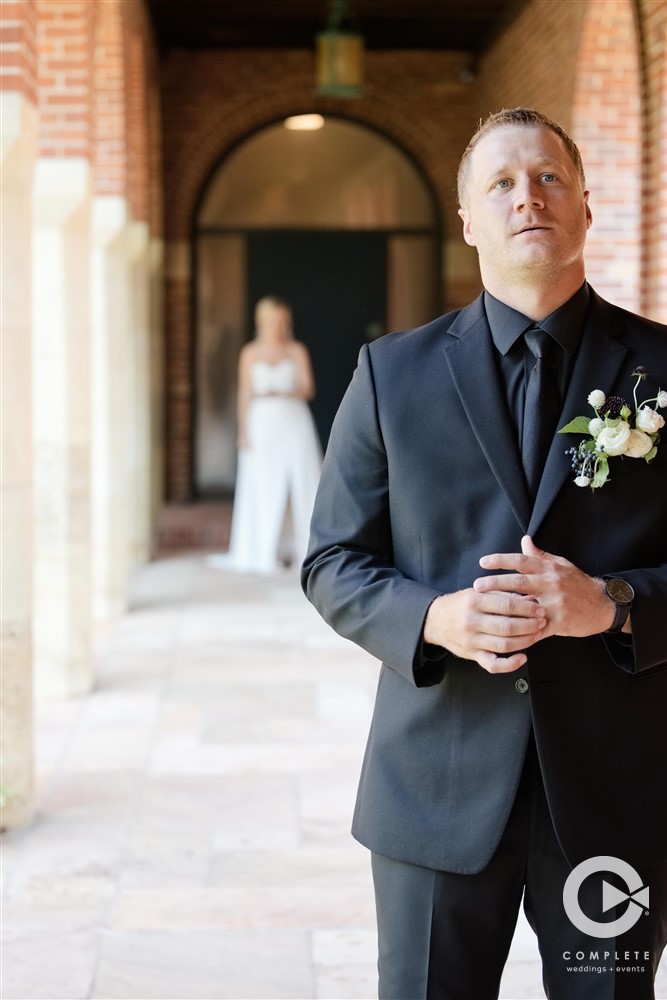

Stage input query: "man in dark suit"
[{"left": 302, "top": 108, "right": 667, "bottom": 999}]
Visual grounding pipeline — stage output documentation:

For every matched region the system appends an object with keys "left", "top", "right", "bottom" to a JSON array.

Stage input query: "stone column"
[
  {"left": 91, "top": 197, "right": 132, "bottom": 631},
  {"left": 91, "top": 204, "right": 157, "bottom": 634},
  {"left": 32, "top": 158, "right": 93, "bottom": 699},
  {"left": 125, "top": 220, "right": 152, "bottom": 570},
  {"left": 1, "top": 92, "right": 38, "bottom": 826}
]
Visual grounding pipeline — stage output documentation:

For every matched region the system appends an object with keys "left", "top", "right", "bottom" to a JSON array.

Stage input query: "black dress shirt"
[{"left": 484, "top": 282, "right": 590, "bottom": 451}]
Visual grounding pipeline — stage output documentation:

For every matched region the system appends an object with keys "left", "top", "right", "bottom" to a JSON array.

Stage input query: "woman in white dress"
[{"left": 209, "top": 296, "right": 322, "bottom": 575}]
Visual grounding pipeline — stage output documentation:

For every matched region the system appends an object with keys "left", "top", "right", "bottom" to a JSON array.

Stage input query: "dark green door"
[{"left": 247, "top": 231, "right": 387, "bottom": 449}]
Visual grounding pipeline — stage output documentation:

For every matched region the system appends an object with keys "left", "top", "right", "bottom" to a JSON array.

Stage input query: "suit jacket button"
[{"left": 515, "top": 678, "right": 529, "bottom": 694}]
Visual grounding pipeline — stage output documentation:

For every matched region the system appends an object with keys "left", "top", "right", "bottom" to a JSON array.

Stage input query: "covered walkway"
[{"left": 3, "top": 555, "right": 664, "bottom": 999}]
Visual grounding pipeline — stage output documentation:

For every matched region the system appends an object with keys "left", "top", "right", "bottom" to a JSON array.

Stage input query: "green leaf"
[
  {"left": 620, "top": 405, "right": 632, "bottom": 420},
  {"left": 558, "top": 417, "right": 591, "bottom": 435},
  {"left": 645, "top": 446, "right": 658, "bottom": 463},
  {"left": 591, "top": 456, "right": 609, "bottom": 489}
]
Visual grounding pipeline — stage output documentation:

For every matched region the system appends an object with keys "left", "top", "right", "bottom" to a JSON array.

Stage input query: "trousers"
[{"left": 371, "top": 736, "right": 667, "bottom": 1000}]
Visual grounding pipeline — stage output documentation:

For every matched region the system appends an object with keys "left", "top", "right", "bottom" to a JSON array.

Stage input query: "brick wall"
[
  {"left": 123, "top": 0, "right": 151, "bottom": 226},
  {"left": 572, "top": 0, "right": 642, "bottom": 312},
  {"left": 475, "top": 0, "right": 587, "bottom": 130},
  {"left": 146, "top": 53, "right": 162, "bottom": 239},
  {"left": 1, "top": 0, "right": 162, "bottom": 228},
  {"left": 0, "top": 0, "right": 38, "bottom": 103},
  {"left": 640, "top": 0, "right": 667, "bottom": 320},
  {"left": 477, "top": 0, "right": 665, "bottom": 322},
  {"left": 474, "top": 0, "right": 645, "bottom": 312},
  {"left": 93, "top": 0, "right": 125, "bottom": 197},
  {"left": 36, "top": 0, "right": 93, "bottom": 159},
  {"left": 93, "top": 0, "right": 161, "bottom": 233},
  {"left": 164, "top": 270, "right": 190, "bottom": 500}
]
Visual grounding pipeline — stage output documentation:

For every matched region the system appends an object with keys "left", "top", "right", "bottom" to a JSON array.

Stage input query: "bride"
[{"left": 209, "top": 296, "right": 322, "bottom": 575}]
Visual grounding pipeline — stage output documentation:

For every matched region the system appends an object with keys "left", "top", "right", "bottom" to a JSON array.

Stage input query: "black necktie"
[{"left": 522, "top": 327, "right": 560, "bottom": 497}]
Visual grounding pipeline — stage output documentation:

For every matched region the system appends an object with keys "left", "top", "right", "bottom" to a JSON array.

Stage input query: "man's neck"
[{"left": 481, "top": 265, "right": 586, "bottom": 321}]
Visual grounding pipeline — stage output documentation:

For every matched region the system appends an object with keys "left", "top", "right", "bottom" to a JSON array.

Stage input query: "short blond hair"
[{"left": 457, "top": 107, "right": 586, "bottom": 208}]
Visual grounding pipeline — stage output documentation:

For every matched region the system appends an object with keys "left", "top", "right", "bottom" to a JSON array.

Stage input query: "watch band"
[{"left": 606, "top": 600, "right": 631, "bottom": 633}]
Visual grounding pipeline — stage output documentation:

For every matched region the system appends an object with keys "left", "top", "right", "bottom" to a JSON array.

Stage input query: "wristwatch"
[{"left": 601, "top": 576, "right": 634, "bottom": 633}]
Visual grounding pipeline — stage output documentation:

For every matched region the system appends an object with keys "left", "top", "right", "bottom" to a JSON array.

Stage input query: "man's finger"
[
  {"left": 474, "top": 591, "right": 546, "bottom": 617},
  {"left": 477, "top": 651, "right": 528, "bottom": 674},
  {"left": 478, "top": 551, "right": 546, "bottom": 573},
  {"left": 473, "top": 572, "right": 539, "bottom": 596},
  {"left": 476, "top": 617, "right": 546, "bottom": 650},
  {"left": 521, "top": 535, "right": 543, "bottom": 557}
]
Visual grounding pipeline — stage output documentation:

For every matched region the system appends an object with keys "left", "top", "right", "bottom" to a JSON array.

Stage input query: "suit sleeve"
[
  {"left": 602, "top": 565, "right": 667, "bottom": 674},
  {"left": 301, "top": 343, "right": 447, "bottom": 686}
]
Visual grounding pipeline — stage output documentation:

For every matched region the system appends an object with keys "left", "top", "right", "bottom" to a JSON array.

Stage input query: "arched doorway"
[{"left": 193, "top": 116, "right": 441, "bottom": 496}]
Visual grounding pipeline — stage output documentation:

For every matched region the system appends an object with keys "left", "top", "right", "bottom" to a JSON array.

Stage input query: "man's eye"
[
  {"left": 495, "top": 179, "right": 511, "bottom": 189},
  {"left": 541, "top": 173, "right": 557, "bottom": 182}
]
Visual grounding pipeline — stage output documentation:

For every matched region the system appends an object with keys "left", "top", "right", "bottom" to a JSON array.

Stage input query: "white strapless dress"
[{"left": 213, "top": 359, "right": 322, "bottom": 574}]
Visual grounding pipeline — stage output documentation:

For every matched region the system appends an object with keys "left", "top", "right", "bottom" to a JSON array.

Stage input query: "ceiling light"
[{"left": 284, "top": 114, "right": 326, "bottom": 131}]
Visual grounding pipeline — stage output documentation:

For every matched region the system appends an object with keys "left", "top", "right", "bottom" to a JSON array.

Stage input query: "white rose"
[
  {"left": 588, "top": 417, "right": 603, "bottom": 437},
  {"left": 636, "top": 406, "right": 665, "bottom": 433},
  {"left": 625, "top": 428, "right": 653, "bottom": 458},
  {"left": 596, "top": 421, "right": 631, "bottom": 456},
  {"left": 574, "top": 475, "right": 591, "bottom": 488},
  {"left": 587, "top": 389, "right": 606, "bottom": 409}
]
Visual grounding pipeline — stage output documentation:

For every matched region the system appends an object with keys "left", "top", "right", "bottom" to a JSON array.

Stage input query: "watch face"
[{"left": 607, "top": 578, "right": 634, "bottom": 604}]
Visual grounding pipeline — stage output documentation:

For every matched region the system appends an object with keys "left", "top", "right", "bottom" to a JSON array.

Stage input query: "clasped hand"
[{"left": 423, "top": 535, "right": 613, "bottom": 674}]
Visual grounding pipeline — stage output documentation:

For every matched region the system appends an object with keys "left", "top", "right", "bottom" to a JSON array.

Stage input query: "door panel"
[{"left": 247, "top": 232, "right": 387, "bottom": 449}]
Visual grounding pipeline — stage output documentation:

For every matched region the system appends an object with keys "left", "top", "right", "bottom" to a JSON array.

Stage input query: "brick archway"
[
  {"left": 164, "top": 69, "right": 457, "bottom": 500},
  {"left": 165, "top": 84, "right": 450, "bottom": 243}
]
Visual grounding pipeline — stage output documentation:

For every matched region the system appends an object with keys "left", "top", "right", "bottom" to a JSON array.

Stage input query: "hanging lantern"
[{"left": 316, "top": 0, "right": 364, "bottom": 98}]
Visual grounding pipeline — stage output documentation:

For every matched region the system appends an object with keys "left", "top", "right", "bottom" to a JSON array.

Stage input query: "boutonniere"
[{"left": 558, "top": 367, "right": 666, "bottom": 489}]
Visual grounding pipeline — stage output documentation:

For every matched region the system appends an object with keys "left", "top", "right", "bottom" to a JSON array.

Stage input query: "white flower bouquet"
[{"left": 559, "top": 367, "right": 666, "bottom": 490}]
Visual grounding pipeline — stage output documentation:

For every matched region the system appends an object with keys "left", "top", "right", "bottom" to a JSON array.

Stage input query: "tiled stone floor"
[{"left": 3, "top": 553, "right": 666, "bottom": 1000}]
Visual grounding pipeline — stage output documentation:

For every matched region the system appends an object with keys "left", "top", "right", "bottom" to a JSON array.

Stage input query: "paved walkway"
[{"left": 3, "top": 554, "right": 665, "bottom": 999}]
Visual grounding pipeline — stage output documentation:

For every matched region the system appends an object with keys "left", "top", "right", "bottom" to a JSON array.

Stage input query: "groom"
[{"left": 302, "top": 108, "right": 667, "bottom": 999}]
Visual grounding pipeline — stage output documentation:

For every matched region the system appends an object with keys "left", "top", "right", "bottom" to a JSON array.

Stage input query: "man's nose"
[{"left": 513, "top": 179, "right": 545, "bottom": 211}]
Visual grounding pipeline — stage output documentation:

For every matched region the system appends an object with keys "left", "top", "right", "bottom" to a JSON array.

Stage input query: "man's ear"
[
  {"left": 584, "top": 191, "right": 593, "bottom": 230},
  {"left": 458, "top": 207, "right": 476, "bottom": 247}
]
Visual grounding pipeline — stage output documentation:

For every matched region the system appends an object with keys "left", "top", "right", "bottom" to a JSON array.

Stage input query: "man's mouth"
[{"left": 516, "top": 225, "right": 550, "bottom": 234}]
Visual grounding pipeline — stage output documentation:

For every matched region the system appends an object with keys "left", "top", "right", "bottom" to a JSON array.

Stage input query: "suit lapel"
[
  {"left": 443, "top": 289, "right": 630, "bottom": 538},
  {"left": 528, "top": 289, "right": 628, "bottom": 535},
  {"left": 443, "top": 295, "right": 533, "bottom": 531}
]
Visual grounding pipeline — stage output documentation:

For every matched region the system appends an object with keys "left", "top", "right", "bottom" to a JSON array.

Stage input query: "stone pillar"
[
  {"left": 0, "top": 92, "right": 37, "bottom": 827},
  {"left": 32, "top": 158, "right": 93, "bottom": 699},
  {"left": 91, "top": 201, "right": 156, "bottom": 631},
  {"left": 125, "top": 220, "right": 152, "bottom": 570},
  {"left": 1, "top": 92, "right": 38, "bottom": 826},
  {"left": 91, "top": 196, "right": 131, "bottom": 630}
]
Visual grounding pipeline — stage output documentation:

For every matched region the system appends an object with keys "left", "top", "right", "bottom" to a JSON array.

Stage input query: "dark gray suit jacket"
[{"left": 302, "top": 287, "right": 667, "bottom": 874}]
